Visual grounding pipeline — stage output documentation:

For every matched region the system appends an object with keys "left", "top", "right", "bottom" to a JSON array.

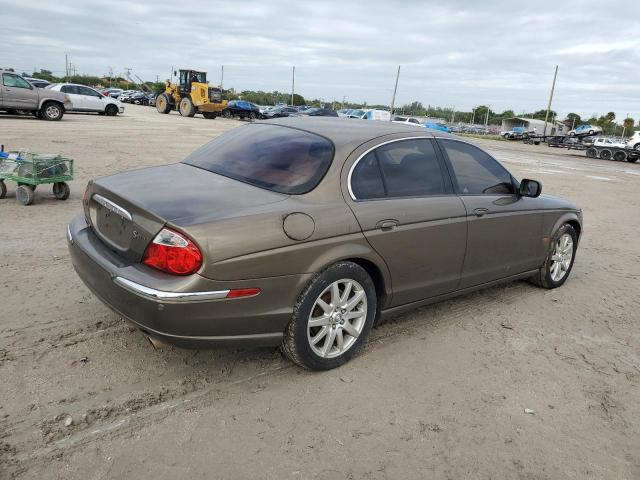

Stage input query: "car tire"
[
  {"left": 599, "top": 149, "right": 612, "bottom": 160},
  {"left": 53, "top": 182, "right": 70, "bottom": 200},
  {"left": 0, "top": 180, "right": 6, "bottom": 199},
  {"left": 585, "top": 147, "right": 597, "bottom": 158},
  {"left": 40, "top": 101, "right": 64, "bottom": 121},
  {"left": 249, "top": 112, "right": 257, "bottom": 120},
  {"left": 281, "top": 261, "right": 377, "bottom": 370},
  {"left": 589, "top": 130, "right": 594, "bottom": 135},
  {"left": 613, "top": 150, "right": 627, "bottom": 161},
  {"left": 569, "top": 132, "right": 575, "bottom": 136},
  {"left": 156, "top": 93, "right": 172, "bottom": 114},
  {"left": 633, "top": 143, "right": 640, "bottom": 151},
  {"left": 105, "top": 104, "right": 118, "bottom": 116},
  {"left": 16, "top": 185, "right": 35, "bottom": 205},
  {"left": 202, "top": 112, "right": 216, "bottom": 119},
  {"left": 179, "top": 97, "right": 196, "bottom": 117},
  {"left": 627, "top": 156, "right": 638, "bottom": 163},
  {"left": 530, "top": 224, "right": 578, "bottom": 289},
  {"left": 222, "top": 110, "right": 232, "bottom": 119}
]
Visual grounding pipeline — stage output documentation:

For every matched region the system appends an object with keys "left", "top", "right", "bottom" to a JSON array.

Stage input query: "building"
[{"left": 501, "top": 117, "right": 566, "bottom": 136}]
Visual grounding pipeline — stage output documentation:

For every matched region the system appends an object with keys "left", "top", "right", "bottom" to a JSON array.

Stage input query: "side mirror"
[{"left": 519, "top": 179, "right": 542, "bottom": 198}]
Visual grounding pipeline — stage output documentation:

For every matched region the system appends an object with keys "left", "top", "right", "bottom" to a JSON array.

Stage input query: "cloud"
[{"left": 1, "top": 0, "right": 638, "bottom": 119}]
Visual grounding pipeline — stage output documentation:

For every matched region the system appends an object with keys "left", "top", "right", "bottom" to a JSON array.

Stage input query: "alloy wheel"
[
  {"left": 550, "top": 233, "right": 573, "bottom": 282},
  {"left": 307, "top": 279, "right": 367, "bottom": 359}
]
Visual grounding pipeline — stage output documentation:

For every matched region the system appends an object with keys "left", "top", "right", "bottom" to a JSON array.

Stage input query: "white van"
[{"left": 361, "top": 109, "right": 391, "bottom": 121}]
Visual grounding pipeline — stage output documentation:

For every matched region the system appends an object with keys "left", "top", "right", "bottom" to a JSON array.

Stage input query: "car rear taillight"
[{"left": 143, "top": 228, "right": 202, "bottom": 276}]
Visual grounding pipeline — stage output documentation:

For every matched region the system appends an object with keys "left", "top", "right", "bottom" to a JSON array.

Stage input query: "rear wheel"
[
  {"left": 627, "top": 156, "right": 638, "bottom": 163},
  {"left": 105, "top": 104, "right": 118, "bottom": 116},
  {"left": 599, "top": 149, "right": 612, "bottom": 160},
  {"left": 613, "top": 150, "right": 627, "bottom": 161},
  {"left": 16, "top": 185, "right": 35, "bottom": 205},
  {"left": 40, "top": 101, "right": 64, "bottom": 121},
  {"left": 156, "top": 93, "right": 172, "bottom": 114},
  {"left": 585, "top": 147, "right": 597, "bottom": 158},
  {"left": 249, "top": 111, "right": 257, "bottom": 120},
  {"left": 530, "top": 224, "right": 577, "bottom": 289},
  {"left": 179, "top": 97, "right": 196, "bottom": 117},
  {"left": 0, "top": 180, "right": 6, "bottom": 199},
  {"left": 633, "top": 143, "right": 640, "bottom": 151},
  {"left": 222, "top": 109, "right": 232, "bottom": 119},
  {"left": 53, "top": 182, "right": 70, "bottom": 200},
  {"left": 281, "top": 261, "right": 377, "bottom": 370}
]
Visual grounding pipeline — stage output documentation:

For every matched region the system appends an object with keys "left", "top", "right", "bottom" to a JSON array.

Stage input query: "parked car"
[
  {"left": 25, "top": 77, "right": 51, "bottom": 88},
  {"left": 128, "top": 91, "right": 151, "bottom": 106},
  {"left": 393, "top": 116, "right": 423, "bottom": 126},
  {"left": 361, "top": 109, "right": 391, "bottom": 121},
  {"left": 222, "top": 100, "right": 261, "bottom": 120},
  {"left": 568, "top": 124, "right": 602, "bottom": 136},
  {"left": 67, "top": 117, "right": 582, "bottom": 370},
  {"left": 625, "top": 131, "right": 640, "bottom": 151},
  {"left": 0, "top": 69, "right": 72, "bottom": 120},
  {"left": 347, "top": 109, "right": 366, "bottom": 118},
  {"left": 101, "top": 88, "right": 124, "bottom": 98},
  {"left": 262, "top": 106, "right": 299, "bottom": 119},
  {"left": 337, "top": 108, "right": 353, "bottom": 117},
  {"left": 425, "top": 122, "right": 451, "bottom": 133},
  {"left": 47, "top": 83, "right": 124, "bottom": 116},
  {"left": 593, "top": 137, "right": 627, "bottom": 149},
  {"left": 305, "top": 107, "right": 338, "bottom": 117},
  {"left": 118, "top": 90, "right": 141, "bottom": 103},
  {"left": 501, "top": 127, "right": 531, "bottom": 139}
]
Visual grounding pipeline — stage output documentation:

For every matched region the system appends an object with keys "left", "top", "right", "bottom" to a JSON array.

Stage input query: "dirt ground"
[{"left": 1, "top": 106, "right": 638, "bottom": 480}]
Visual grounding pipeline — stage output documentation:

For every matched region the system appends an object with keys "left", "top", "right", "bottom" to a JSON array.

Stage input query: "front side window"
[
  {"left": 3, "top": 74, "right": 32, "bottom": 89},
  {"left": 183, "top": 124, "right": 334, "bottom": 194},
  {"left": 350, "top": 139, "right": 448, "bottom": 200},
  {"left": 440, "top": 139, "right": 514, "bottom": 195}
]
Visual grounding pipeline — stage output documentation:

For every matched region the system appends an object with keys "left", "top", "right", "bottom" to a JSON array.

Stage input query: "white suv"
[
  {"left": 626, "top": 131, "right": 640, "bottom": 151},
  {"left": 47, "top": 83, "right": 124, "bottom": 116}
]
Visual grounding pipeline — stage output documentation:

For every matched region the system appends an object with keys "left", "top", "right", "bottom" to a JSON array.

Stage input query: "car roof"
[{"left": 260, "top": 117, "right": 454, "bottom": 150}]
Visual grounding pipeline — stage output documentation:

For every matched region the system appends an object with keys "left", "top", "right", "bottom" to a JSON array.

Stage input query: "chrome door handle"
[
  {"left": 377, "top": 220, "right": 398, "bottom": 231},
  {"left": 473, "top": 208, "right": 489, "bottom": 217}
]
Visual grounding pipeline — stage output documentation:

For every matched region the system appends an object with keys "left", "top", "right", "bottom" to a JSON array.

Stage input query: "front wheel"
[
  {"left": 178, "top": 97, "right": 196, "bottom": 117},
  {"left": 281, "top": 261, "right": 377, "bottom": 370},
  {"left": 222, "top": 110, "right": 232, "bottom": 119},
  {"left": 0, "top": 180, "right": 6, "bottom": 199},
  {"left": 16, "top": 185, "right": 35, "bottom": 205},
  {"left": 530, "top": 224, "right": 577, "bottom": 289},
  {"left": 53, "top": 182, "right": 70, "bottom": 200},
  {"left": 105, "top": 104, "right": 118, "bottom": 116}
]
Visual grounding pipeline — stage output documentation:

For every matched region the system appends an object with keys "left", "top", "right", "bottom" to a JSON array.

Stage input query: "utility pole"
[
  {"left": 220, "top": 65, "right": 224, "bottom": 90},
  {"left": 471, "top": 108, "right": 476, "bottom": 125},
  {"left": 389, "top": 65, "right": 401, "bottom": 120},
  {"left": 450, "top": 106, "right": 455, "bottom": 123},
  {"left": 543, "top": 65, "right": 559, "bottom": 138},
  {"left": 484, "top": 105, "right": 490, "bottom": 128},
  {"left": 290, "top": 66, "right": 295, "bottom": 105},
  {"left": 622, "top": 112, "right": 629, "bottom": 138},
  {"left": 65, "top": 54, "right": 68, "bottom": 80}
]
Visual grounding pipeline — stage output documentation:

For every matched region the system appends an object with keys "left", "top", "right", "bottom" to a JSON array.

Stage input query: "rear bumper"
[{"left": 67, "top": 215, "right": 310, "bottom": 348}]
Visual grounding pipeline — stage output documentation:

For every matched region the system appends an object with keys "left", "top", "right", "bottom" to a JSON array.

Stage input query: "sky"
[{"left": 1, "top": 0, "right": 639, "bottom": 121}]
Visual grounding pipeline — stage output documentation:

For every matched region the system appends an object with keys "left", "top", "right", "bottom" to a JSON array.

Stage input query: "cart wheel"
[
  {"left": 18, "top": 183, "right": 36, "bottom": 191},
  {"left": 0, "top": 180, "right": 6, "bottom": 199},
  {"left": 53, "top": 182, "right": 70, "bottom": 200},
  {"left": 16, "top": 185, "right": 35, "bottom": 205}
]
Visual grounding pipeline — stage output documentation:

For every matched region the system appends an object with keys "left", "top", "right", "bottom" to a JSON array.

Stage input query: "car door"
[
  {"left": 77, "top": 86, "right": 105, "bottom": 111},
  {"left": 60, "top": 85, "right": 84, "bottom": 110},
  {"left": 345, "top": 137, "right": 468, "bottom": 306},
  {"left": 438, "top": 138, "right": 543, "bottom": 288},
  {"left": 1, "top": 73, "right": 39, "bottom": 109}
]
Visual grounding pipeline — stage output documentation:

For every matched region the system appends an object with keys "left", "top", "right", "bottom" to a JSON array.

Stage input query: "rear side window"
[
  {"left": 440, "top": 139, "right": 514, "bottom": 195},
  {"left": 183, "top": 124, "right": 334, "bottom": 194},
  {"left": 350, "top": 139, "right": 448, "bottom": 199}
]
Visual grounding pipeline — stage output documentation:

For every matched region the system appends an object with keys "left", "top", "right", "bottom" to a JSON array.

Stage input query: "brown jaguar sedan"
[{"left": 68, "top": 117, "right": 582, "bottom": 370}]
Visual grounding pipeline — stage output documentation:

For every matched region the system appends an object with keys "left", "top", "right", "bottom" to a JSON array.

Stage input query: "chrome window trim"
[
  {"left": 347, "top": 135, "right": 451, "bottom": 201},
  {"left": 93, "top": 194, "right": 132, "bottom": 221},
  {"left": 113, "top": 276, "right": 230, "bottom": 303}
]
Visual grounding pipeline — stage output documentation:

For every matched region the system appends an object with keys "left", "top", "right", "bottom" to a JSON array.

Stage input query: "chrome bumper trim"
[{"left": 113, "top": 276, "right": 230, "bottom": 303}]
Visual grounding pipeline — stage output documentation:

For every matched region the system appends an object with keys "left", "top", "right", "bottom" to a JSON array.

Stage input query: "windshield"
[{"left": 183, "top": 124, "right": 334, "bottom": 194}]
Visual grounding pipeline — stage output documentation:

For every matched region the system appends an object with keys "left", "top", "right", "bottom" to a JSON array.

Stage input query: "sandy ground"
[{"left": 1, "top": 106, "right": 638, "bottom": 479}]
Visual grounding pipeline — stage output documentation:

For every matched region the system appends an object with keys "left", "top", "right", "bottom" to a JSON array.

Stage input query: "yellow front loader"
[{"left": 156, "top": 69, "right": 227, "bottom": 118}]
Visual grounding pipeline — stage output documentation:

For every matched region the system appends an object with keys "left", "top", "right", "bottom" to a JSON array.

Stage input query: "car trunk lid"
[{"left": 85, "top": 163, "right": 287, "bottom": 262}]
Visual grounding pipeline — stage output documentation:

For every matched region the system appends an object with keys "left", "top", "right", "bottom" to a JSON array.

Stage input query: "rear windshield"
[{"left": 183, "top": 124, "right": 334, "bottom": 194}]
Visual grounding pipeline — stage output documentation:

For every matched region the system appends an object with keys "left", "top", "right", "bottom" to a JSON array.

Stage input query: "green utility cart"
[{"left": 0, "top": 150, "right": 74, "bottom": 206}]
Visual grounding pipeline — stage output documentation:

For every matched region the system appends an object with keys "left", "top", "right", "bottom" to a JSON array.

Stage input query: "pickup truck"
[{"left": 0, "top": 69, "right": 72, "bottom": 120}]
